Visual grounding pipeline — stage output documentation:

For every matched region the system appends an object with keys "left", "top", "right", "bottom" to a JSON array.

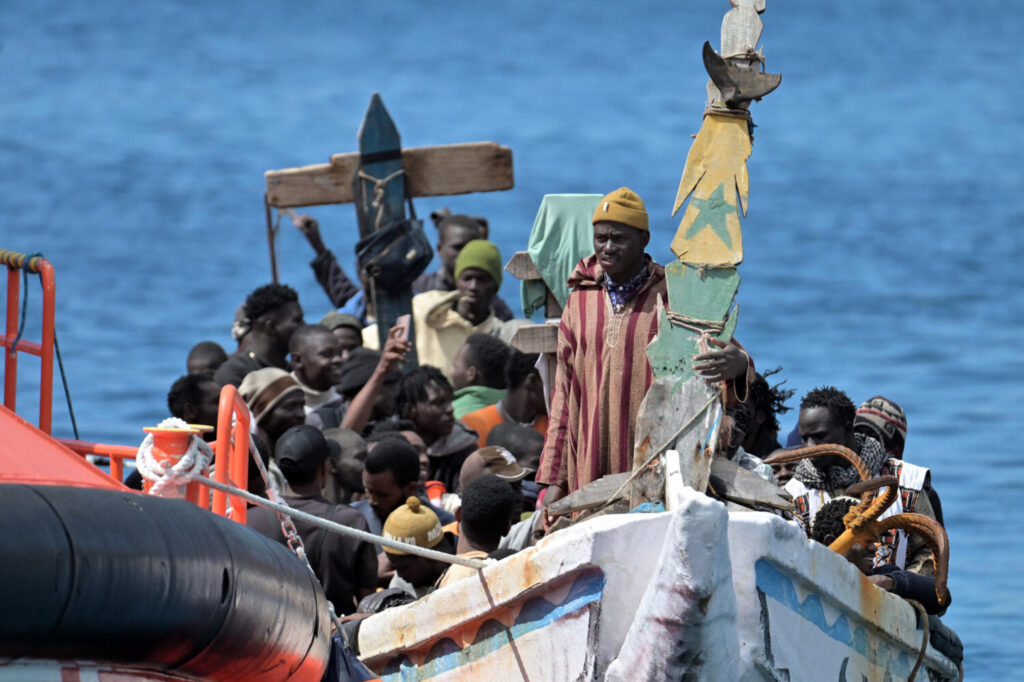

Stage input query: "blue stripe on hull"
[
  {"left": 380, "top": 571, "right": 606, "bottom": 681},
  {"left": 754, "top": 559, "right": 914, "bottom": 676}
]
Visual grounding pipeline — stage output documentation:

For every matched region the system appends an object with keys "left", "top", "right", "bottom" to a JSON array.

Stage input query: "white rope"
[
  {"left": 197, "top": 473, "right": 489, "bottom": 570},
  {"left": 136, "top": 417, "right": 213, "bottom": 498}
]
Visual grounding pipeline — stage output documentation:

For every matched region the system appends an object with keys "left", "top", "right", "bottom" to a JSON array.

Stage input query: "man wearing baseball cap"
[
  {"left": 537, "top": 187, "right": 753, "bottom": 509},
  {"left": 247, "top": 425, "right": 377, "bottom": 614}
]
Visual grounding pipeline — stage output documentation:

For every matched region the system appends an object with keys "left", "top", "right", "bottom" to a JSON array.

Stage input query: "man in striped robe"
[{"left": 537, "top": 187, "right": 751, "bottom": 504}]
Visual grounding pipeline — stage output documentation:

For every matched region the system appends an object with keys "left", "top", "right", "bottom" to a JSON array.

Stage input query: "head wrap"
[
  {"left": 238, "top": 367, "right": 302, "bottom": 425},
  {"left": 592, "top": 187, "right": 649, "bottom": 232},
  {"left": 854, "top": 396, "right": 907, "bottom": 455},
  {"left": 382, "top": 496, "right": 443, "bottom": 555},
  {"left": 454, "top": 240, "right": 502, "bottom": 286}
]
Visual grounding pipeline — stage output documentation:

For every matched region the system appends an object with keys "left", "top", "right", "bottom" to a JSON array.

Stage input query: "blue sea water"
[{"left": 1, "top": 0, "right": 1021, "bottom": 676}]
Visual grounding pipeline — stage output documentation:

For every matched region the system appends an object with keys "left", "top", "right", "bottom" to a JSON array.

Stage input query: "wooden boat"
[
  {"left": 0, "top": 2, "right": 963, "bottom": 680},
  {"left": 352, "top": 465, "right": 961, "bottom": 681}
]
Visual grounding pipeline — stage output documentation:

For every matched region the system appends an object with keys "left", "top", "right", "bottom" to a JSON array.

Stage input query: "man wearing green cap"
[
  {"left": 364, "top": 239, "right": 524, "bottom": 380},
  {"left": 538, "top": 187, "right": 752, "bottom": 504}
]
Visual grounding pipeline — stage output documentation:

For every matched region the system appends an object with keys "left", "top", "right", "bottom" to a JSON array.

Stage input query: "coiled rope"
[{"left": 135, "top": 417, "right": 213, "bottom": 497}]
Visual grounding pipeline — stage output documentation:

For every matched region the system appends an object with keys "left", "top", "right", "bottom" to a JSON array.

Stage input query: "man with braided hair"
[
  {"left": 742, "top": 368, "right": 796, "bottom": 458},
  {"left": 786, "top": 385, "right": 939, "bottom": 576},
  {"left": 215, "top": 283, "right": 305, "bottom": 387}
]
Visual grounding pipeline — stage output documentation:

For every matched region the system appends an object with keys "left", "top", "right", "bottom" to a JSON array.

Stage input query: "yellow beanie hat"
[
  {"left": 592, "top": 187, "right": 649, "bottom": 232},
  {"left": 382, "top": 496, "right": 443, "bottom": 555}
]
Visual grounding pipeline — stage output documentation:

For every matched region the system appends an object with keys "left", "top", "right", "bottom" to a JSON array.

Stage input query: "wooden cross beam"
[
  {"left": 265, "top": 142, "right": 514, "bottom": 208},
  {"left": 262, "top": 93, "right": 515, "bottom": 354}
]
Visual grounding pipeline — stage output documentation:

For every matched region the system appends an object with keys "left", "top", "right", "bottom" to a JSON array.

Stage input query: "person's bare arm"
[
  {"left": 291, "top": 213, "right": 328, "bottom": 256},
  {"left": 341, "top": 326, "right": 411, "bottom": 434}
]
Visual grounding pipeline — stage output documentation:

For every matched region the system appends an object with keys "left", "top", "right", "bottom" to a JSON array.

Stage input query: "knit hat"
[
  {"left": 382, "top": 496, "right": 443, "bottom": 555},
  {"left": 274, "top": 425, "right": 339, "bottom": 479},
  {"left": 454, "top": 240, "right": 502, "bottom": 287},
  {"left": 320, "top": 311, "right": 363, "bottom": 334},
  {"left": 338, "top": 347, "right": 382, "bottom": 395},
  {"left": 854, "top": 396, "right": 908, "bottom": 454},
  {"left": 238, "top": 367, "right": 302, "bottom": 425},
  {"left": 592, "top": 187, "right": 649, "bottom": 232}
]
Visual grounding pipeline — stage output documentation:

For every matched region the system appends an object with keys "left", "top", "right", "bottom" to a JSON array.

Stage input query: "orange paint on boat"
[{"left": 0, "top": 405, "right": 126, "bottom": 490}]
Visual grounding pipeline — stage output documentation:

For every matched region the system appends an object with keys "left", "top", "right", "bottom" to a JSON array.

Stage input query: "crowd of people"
[{"left": 144, "top": 187, "right": 949, "bottom": 621}]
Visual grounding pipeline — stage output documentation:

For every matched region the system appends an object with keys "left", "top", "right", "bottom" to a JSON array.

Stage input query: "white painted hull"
[{"left": 358, "top": 486, "right": 960, "bottom": 681}]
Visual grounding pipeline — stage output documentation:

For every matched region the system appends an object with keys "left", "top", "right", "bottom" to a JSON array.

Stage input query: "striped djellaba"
[{"left": 537, "top": 255, "right": 750, "bottom": 494}]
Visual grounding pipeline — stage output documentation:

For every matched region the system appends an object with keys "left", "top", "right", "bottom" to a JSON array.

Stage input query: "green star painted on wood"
[{"left": 685, "top": 184, "right": 734, "bottom": 248}]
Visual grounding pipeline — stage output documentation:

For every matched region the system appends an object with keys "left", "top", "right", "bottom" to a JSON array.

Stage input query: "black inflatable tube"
[{"left": 0, "top": 484, "right": 329, "bottom": 681}]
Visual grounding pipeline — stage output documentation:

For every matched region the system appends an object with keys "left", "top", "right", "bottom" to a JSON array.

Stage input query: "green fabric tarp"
[{"left": 521, "top": 194, "right": 601, "bottom": 318}]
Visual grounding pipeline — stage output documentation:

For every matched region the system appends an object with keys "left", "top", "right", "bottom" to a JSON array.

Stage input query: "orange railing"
[
  {"left": 58, "top": 385, "right": 251, "bottom": 525},
  {"left": 213, "top": 384, "right": 251, "bottom": 525},
  {"left": 1, "top": 250, "right": 55, "bottom": 435},
  {"left": 2, "top": 249, "right": 253, "bottom": 524},
  {"left": 59, "top": 439, "right": 138, "bottom": 487}
]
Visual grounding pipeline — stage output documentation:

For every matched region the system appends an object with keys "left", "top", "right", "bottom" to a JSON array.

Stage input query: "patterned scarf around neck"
[
  {"left": 793, "top": 433, "right": 887, "bottom": 491},
  {"left": 602, "top": 265, "right": 651, "bottom": 313}
]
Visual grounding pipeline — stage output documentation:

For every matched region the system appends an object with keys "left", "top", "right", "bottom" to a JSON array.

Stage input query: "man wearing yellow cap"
[
  {"left": 383, "top": 496, "right": 452, "bottom": 597},
  {"left": 537, "top": 187, "right": 751, "bottom": 503},
  {"left": 364, "top": 239, "right": 524, "bottom": 379}
]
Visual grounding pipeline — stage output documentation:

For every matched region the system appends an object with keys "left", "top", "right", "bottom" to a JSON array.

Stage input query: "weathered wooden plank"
[
  {"left": 670, "top": 114, "right": 750, "bottom": 266},
  {"left": 647, "top": 268, "right": 739, "bottom": 382},
  {"left": 353, "top": 95, "right": 416, "bottom": 361},
  {"left": 505, "top": 251, "right": 542, "bottom": 281},
  {"left": 630, "top": 376, "right": 721, "bottom": 506},
  {"left": 709, "top": 455, "right": 794, "bottom": 512},
  {"left": 265, "top": 142, "right": 513, "bottom": 208},
  {"left": 720, "top": 0, "right": 764, "bottom": 57},
  {"left": 354, "top": 94, "right": 406, "bottom": 239},
  {"left": 546, "top": 473, "right": 630, "bottom": 516},
  {"left": 509, "top": 323, "right": 558, "bottom": 354}
]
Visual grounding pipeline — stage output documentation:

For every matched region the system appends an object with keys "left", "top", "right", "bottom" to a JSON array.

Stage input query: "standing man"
[
  {"left": 247, "top": 425, "right": 377, "bottom": 615},
  {"left": 537, "top": 187, "right": 751, "bottom": 502},
  {"left": 215, "top": 283, "right": 305, "bottom": 387}
]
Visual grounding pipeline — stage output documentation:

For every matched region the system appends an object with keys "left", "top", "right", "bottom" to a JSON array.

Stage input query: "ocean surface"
[{"left": 2, "top": 0, "right": 1021, "bottom": 675}]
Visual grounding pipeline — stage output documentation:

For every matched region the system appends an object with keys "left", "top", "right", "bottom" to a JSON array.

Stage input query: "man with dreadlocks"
[
  {"left": 742, "top": 368, "right": 797, "bottom": 458},
  {"left": 785, "top": 386, "right": 939, "bottom": 576}
]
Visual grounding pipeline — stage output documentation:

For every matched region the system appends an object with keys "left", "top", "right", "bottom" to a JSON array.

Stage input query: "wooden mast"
[{"left": 630, "top": 0, "right": 780, "bottom": 505}]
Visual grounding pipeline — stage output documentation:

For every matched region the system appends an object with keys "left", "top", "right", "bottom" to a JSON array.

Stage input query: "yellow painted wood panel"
[{"left": 670, "top": 113, "right": 751, "bottom": 266}]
